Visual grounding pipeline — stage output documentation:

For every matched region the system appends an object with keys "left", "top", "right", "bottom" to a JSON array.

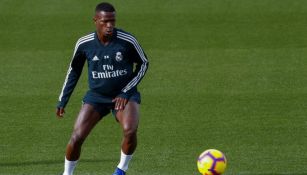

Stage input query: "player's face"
[{"left": 94, "top": 11, "right": 116, "bottom": 37}]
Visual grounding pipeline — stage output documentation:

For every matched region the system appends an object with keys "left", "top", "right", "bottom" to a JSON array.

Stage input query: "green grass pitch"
[{"left": 0, "top": 0, "right": 307, "bottom": 174}]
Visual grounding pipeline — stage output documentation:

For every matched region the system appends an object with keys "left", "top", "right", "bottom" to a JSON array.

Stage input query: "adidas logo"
[{"left": 92, "top": 55, "right": 99, "bottom": 61}]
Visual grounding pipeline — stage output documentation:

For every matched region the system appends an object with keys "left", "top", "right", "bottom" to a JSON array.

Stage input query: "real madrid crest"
[{"left": 115, "top": 51, "right": 123, "bottom": 62}]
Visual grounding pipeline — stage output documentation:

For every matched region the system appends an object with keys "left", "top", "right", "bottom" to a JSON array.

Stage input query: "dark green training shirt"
[{"left": 57, "top": 28, "right": 149, "bottom": 108}]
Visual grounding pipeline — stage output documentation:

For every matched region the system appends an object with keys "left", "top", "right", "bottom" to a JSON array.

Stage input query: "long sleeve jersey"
[{"left": 57, "top": 28, "right": 149, "bottom": 108}]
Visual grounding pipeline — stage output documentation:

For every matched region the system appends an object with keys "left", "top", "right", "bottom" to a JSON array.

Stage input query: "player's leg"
[
  {"left": 66, "top": 103, "right": 102, "bottom": 160},
  {"left": 114, "top": 101, "right": 139, "bottom": 173},
  {"left": 63, "top": 103, "right": 103, "bottom": 175}
]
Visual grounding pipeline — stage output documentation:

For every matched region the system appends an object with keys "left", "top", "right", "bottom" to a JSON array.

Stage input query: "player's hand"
[
  {"left": 112, "top": 97, "right": 128, "bottom": 111},
  {"left": 56, "top": 107, "right": 65, "bottom": 118}
]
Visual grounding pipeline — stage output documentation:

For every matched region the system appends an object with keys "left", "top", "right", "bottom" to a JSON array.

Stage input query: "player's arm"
[
  {"left": 114, "top": 39, "right": 149, "bottom": 110},
  {"left": 56, "top": 45, "right": 86, "bottom": 118}
]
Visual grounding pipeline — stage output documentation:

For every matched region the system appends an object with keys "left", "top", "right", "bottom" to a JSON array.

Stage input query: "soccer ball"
[{"left": 197, "top": 149, "right": 227, "bottom": 175}]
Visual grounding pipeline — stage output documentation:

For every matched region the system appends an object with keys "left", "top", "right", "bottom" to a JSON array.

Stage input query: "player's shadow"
[{"left": 0, "top": 158, "right": 113, "bottom": 167}]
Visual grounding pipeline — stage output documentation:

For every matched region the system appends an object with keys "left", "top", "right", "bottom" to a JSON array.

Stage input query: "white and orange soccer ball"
[{"left": 197, "top": 149, "right": 227, "bottom": 175}]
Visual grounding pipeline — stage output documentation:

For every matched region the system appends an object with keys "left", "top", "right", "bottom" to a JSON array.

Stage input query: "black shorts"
[{"left": 82, "top": 91, "right": 141, "bottom": 118}]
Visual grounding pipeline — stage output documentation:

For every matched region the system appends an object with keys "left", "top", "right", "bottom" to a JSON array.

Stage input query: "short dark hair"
[{"left": 95, "top": 2, "right": 115, "bottom": 12}]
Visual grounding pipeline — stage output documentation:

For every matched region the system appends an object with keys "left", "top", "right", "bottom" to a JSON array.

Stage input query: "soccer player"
[{"left": 56, "top": 2, "right": 148, "bottom": 175}]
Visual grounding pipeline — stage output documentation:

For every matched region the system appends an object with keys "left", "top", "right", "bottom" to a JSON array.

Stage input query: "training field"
[{"left": 1, "top": 0, "right": 307, "bottom": 174}]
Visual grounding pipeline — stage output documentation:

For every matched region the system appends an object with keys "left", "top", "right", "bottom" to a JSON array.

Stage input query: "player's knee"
[
  {"left": 123, "top": 125, "right": 138, "bottom": 139},
  {"left": 70, "top": 131, "right": 85, "bottom": 147}
]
